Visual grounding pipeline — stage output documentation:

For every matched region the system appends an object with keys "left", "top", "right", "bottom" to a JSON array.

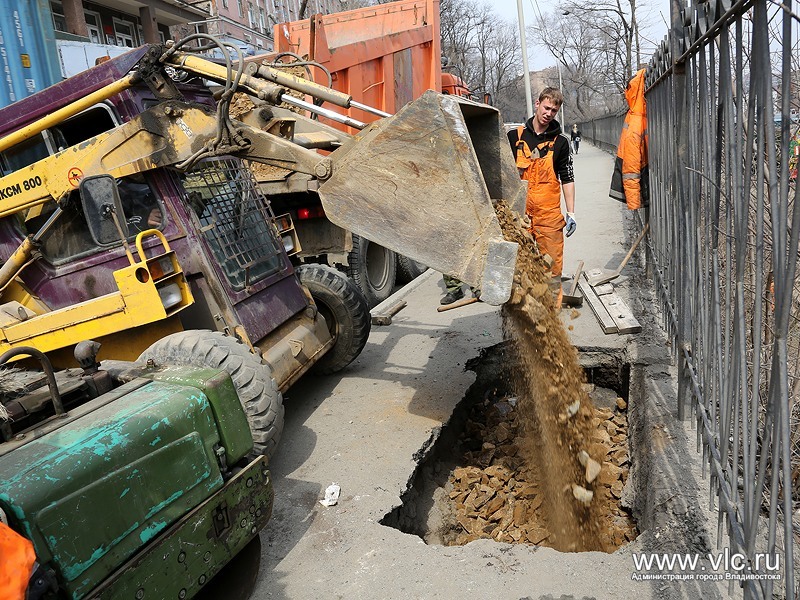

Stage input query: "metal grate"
[{"left": 181, "top": 158, "right": 284, "bottom": 290}]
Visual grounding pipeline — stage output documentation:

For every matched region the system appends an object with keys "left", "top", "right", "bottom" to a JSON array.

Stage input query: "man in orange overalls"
[{"left": 507, "top": 87, "right": 576, "bottom": 297}]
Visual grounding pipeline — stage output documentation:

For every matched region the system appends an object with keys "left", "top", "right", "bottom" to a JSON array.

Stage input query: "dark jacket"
[{"left": 507, "top": 117, "right": 574, "bottom": 184}]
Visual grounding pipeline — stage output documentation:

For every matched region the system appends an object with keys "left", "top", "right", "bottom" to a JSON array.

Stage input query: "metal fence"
[
  {"left": 576, "top": 111, "right": 626, "bottom": 154},
  {"left": 645, "top": 0, "right": 799, "bottom": 596}
]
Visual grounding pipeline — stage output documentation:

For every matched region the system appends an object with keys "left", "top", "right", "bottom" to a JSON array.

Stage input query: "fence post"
[{"left": 671, "top": 0, "right": 691, "bottom": 421}]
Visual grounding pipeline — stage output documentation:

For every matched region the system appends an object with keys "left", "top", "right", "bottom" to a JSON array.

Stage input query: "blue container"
[{"left": 0, "top": 0, "right": 61, "bottom": 107}]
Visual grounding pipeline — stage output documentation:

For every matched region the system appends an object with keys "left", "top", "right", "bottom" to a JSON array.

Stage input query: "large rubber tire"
[
  {"left": 395, "top": 254, "right": 428, "bottom": 284},
  {"left": 346, "top": 234, "right": 396, "bottom": 308},
  {"left": 297, "top": 263, "right": 371, "bottom": 374},
  {"left": 137, "top": 330, "right": 283, "bottom": 458}
]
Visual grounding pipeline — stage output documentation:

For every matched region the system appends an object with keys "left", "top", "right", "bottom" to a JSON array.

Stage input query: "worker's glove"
[{"left": 565, "top": 212, "right": 577, "bottom": 237}]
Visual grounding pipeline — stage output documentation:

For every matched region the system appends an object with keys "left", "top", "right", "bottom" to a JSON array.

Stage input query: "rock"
[
  {"left": 525, "top": 527, "right": 550, "bottom": 545},
  {"left": 513, "top": 502, "right": 527, "bottom": 526},
  {"left": 588, "top": 386, "right": 619, "bottom": 410},
  {"left": 494, "top": 423, "right": 512, "bottom": 443},
  {"left": 517, "top": 485, "right": 538, "bottom": 499},
  {"left": 610, "top": 481, "right": 624, "bottom": 499},
  {"left": 566, "top": 399, "right": 581, "bottom": 418},
  {"left": 483, "top": 495, "right": 505, "bottom": 517},
  {"left": 616, "top": 397, "right": 628, "bottom": 410},
  {"left": 473, "top": 490, "right": 495, "bottom": 510},
  {"left": 595, "top": 407, "right": 614, "bottom": 421},
  {"left": 593, "top": 429, "right": 612, "bottom": 446},
  {"left": 580, "top": 454, "right": 602, "bottom": 484},
  {"left": 572, "top": 484, "right": 594, "bottom": 505}
]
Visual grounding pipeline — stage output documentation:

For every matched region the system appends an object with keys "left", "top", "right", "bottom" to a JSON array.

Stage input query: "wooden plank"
[
  {"left": 585, "top": 268, "right": 605, "bottom": 282},
  {"left": 601, "top": 293, "right": 642, "bottom": 334},
  {"left": 577, "top": 276, "right": 618, "bottom": 334},
  {"left": 593, "top": 283, "right": 614, "bottom": 296}
]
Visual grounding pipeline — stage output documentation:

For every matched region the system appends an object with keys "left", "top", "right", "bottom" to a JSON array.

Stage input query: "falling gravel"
[{"left": 430, "top": 202, "right": 635, "bottom": 551}]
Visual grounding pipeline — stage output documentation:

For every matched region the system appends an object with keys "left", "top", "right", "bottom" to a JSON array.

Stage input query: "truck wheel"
[
  {"left": 137, "top": 330, "right": 283, "bottom": 458},
  {"left": 298, "top": 264, "right": 371, "bottom": 374},
  {"left": 346, "top": 234, "right": 396, "bottom": 308},
  {"left": 396, "top": 255, "right": 428, "bottom": 284}
]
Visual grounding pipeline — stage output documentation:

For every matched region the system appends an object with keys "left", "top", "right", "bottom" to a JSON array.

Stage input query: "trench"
[{"left": 380, "top": 342, "right": 638, "bottom": 552}]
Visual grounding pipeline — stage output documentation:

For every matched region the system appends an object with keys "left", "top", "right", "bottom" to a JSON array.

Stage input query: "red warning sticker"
[{"left": 67, "top": 168, "right": 83, "bottom": 187}]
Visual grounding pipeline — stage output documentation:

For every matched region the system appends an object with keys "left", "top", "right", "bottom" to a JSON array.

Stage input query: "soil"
[{"left": 438, "top": 202, "right": 637, "bottom": 552}]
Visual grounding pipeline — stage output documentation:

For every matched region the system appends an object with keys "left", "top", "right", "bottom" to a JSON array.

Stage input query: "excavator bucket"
[{"left": 318, "top": 91, "right": 526, "bottom": 306}]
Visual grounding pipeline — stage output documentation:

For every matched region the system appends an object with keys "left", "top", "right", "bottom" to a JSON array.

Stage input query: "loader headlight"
[
  {"left": 282, "top": 234, "right": 295, "bottom": 253},
  {"left": 157, "top": 282, "right": 183, "bottom": 310}
]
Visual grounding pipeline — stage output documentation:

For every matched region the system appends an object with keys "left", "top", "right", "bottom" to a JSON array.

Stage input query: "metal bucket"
[{"left": 319, "top": 91, "right": 525, "bottom": 305}]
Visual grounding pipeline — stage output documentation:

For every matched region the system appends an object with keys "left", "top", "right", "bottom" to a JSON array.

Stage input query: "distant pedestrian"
[{"left": 570, "top": 124, "right": 581, "bottom": 154}]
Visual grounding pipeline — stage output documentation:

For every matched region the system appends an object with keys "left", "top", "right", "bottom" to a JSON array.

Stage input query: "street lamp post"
[
  {"left": 556, "top": 62, "right": 567, "bottom": 125},
  {"left": 516, "top": 0, "right": 533, "bottom": 118}
]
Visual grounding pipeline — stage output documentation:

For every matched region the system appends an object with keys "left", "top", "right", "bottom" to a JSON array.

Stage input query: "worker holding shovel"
[{"left": 508, "top": 87, "right": 576, "bottom": 305}]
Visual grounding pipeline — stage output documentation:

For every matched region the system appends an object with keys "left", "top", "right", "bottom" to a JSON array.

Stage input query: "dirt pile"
[{"left": 443, "top": 201, "right": 636, "bottom": 552}]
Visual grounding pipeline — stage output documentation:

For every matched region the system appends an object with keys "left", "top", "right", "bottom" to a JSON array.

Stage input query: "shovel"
[{"left": 587, "top": 222, "right": 650, "bottom": 287}]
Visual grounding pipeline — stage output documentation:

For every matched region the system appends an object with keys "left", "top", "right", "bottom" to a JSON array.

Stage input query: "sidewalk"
[{"left": 251, "top": 143, "right": 721, "bottom": 599}]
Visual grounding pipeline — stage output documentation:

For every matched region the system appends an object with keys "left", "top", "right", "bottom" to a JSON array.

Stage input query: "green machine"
[{"left": 0, "top": 342, "right": 273, "bottom": 599}]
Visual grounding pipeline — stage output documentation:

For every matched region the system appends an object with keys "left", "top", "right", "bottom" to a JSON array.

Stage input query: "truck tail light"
[{"left": 297, "top": 206, "right": 325, "bottom": 220}]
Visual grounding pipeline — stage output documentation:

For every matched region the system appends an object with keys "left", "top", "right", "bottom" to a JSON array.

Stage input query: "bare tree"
[
  {"left": 529, "top": 0, "right": 655, "bottom": 119},
  {"left": 439, "top": 0, "right": 523, "bottom": 119}
]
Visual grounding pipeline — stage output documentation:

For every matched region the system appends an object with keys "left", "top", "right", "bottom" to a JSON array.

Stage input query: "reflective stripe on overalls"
[{"left": 514, "top": 126, "right": 565, "bottom": 277}]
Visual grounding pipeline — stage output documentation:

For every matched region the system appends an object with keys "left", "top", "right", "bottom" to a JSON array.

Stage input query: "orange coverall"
[
  {"left": 0, "top": 522, "right": 35, "bottom": 600},
  {"left": 514, "top": 129, "right": 567, "bottom": 277},
  {"left": 610, "top": 68, "right": 649, "bottom": 209}
]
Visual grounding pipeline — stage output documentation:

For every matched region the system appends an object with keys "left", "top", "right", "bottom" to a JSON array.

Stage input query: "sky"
[{"left": 490, "top": 0, "right": 674, "bottom": 71}]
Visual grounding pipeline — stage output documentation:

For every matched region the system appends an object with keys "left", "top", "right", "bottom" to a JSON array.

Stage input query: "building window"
[
  {"left": 84, "top": 10, "right": 102, "bottom": 44},
  {"left": 222, "top": 0, "right": 228, "bottom": 7},
  {"left": 50, "top": 2, "right": 66, "bottom": 32},
  {"left": 113, "top": 18, "right": 136, "bottom": 47},
  {"left": 259, "top": 8, "right": 266, "bottom": 32},
  {"left": 237, "top": 0, "right": 244, "bottom": 17},
  {"left": 248, "top": 2, "right": 254, "bottom": 28}
]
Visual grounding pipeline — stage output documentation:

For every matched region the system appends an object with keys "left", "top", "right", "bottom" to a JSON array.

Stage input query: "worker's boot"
[{"left": 440, "top": 288, "right": 465, "bottom": 305}]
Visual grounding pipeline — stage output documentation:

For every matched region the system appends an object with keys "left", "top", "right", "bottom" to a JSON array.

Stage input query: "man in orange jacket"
[{"left": 508, "top": 87, "right": 576, "bottom": 287}]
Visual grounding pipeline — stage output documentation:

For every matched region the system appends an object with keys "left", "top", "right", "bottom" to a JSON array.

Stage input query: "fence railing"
[
  {"left": 644, "top": 0, "right": 799, "bottom": 596},
  {"left": 576, "top": 111, "right": 625, "bottom": 154}
]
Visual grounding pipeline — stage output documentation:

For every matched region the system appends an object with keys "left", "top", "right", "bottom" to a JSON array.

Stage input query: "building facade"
[{"left": 51, "top": 0, "right": 341, "bottom": 65}]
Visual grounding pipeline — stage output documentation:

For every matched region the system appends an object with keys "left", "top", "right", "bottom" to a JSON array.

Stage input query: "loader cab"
[{"left": 0, "top": 104, "right": 166, "bottom": 266}]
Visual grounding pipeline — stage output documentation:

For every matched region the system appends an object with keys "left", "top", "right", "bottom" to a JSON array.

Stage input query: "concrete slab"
[{"left": 251, "top": 143, "right": 723, "bottom": 599}]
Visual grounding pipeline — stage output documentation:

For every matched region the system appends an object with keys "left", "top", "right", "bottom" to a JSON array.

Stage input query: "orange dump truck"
[{"left": 257, "top": 0, "right": 469, "bottom": 307}]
